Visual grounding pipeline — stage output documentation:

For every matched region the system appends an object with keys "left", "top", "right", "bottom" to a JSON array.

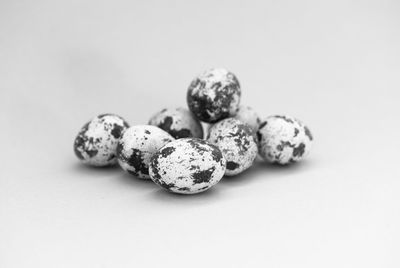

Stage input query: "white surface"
[{"left": 1, "top": 0, "right": 399, "bottom": 267}]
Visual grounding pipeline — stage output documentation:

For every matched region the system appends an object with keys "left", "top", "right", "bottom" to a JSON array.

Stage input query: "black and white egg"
[
  {"left": 187, "top": 68, "right": 241, "bottom": 123},
  {"left": 117, "top": 125, "right": 174, "bottom": 179},
  {"left": 148, "top": 107, "right": 203, "bottom": 139},
  {"left": 149, "top": 138, "right": 226, "bottom": 194},
  {"left": 257, "top": 115, "right": 313, "bottom": 165},
  {"left": 233, "top": 105, "right": 261, "bottom": 134},
  {"left": 207, "top": 118, "right": 258, "bottom": 176},
  {"left": 73, "top": 114, "right": 129, "bottom": 166}
]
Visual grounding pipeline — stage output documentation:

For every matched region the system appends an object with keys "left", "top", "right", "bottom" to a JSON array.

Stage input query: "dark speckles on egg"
[
  {"left": 304, "top": 126, "right": 313, "bottom": 141},
  {"left": 117, "top": 125, "right": 174, "bottom": 179},
  {"left": 207, "top": 118, "right": 257, "bottom": 176},
  {"left": 74, "top": 132, "right": 87, "bottom": 160},
  {"left": 127, "top": 149, "right": 149, "bottom": 176},
  {"left": 192, "top": 167, "right": 215, "bottom": 184},
  {"left": 294, "top": 128, "right": 300, "bottom": 137},
  {"left": 226, "top": 161, "right": 240, "bottom": 170},
  {"left": 209, "top": 144, "right": 223, "bottom": 163},
  {"left": 256, "top": 131, "right": 263, "bottom": 143},
  {"left": 259, "top": 121, "right": 267, "bottom": 130},
  {"left": 111, "top": 123, "right": 124, "bottom": 139},
  {"left": 149, "top": 138, "right": 226, "bottom": 194},
  {"left": 160, "top": 146, "right": 176, "bottom": 158},
  {"left": 292, "top": 143, "right": 306, "bottom": 158},
  {"left": 186, "top": 68, "right": 241, "bottom": 123},
  {"left": 97, "top": 113, "right": 112, "bottom": 119},
  {"left": 73, "top": 114, "right": 129, "bottom": 166},
  {"left": 149, "top": 107, "right": 203, "bottom": 139},
  {"left": 257, "top": 115, "right": 313, "bottom": 164},
  {"left": 157, "top": 116, "right": 192, "bottom": 138},
  {"left": 156, "top": 180, "right": 176, "bottom": 191},
  {"left": 274, "top": 115, "right": 295, "bottom": 124}
]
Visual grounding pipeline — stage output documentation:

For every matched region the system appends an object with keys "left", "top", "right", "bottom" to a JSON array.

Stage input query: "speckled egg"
[
  {"left": 233, "top": 105, "right": 261, "bottom": 134},
  {"left": 73, "top": 114, "right": 129, "bottom": 166},
  {"left": 117, "top": 125, "right": 174, "bottom": 179},
  {"left": 187, "top": 68, "right": 241, "bottom": 123},
  {"left": 148, "top": 107, "right": 203, "bottom": 139},
  {"left": 257, "top": 115, "right": 313, "bottom": 164},
  {"left": 207, "top": 118, "right": 258, "bottom": 176},
  {"left": 149, "top": 138, "right": 226, "bottom": 194}
]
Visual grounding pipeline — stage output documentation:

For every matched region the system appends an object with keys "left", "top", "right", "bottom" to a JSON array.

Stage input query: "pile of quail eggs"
[{"left": 74, "top": 68, "right": 313, "bottom": 194}]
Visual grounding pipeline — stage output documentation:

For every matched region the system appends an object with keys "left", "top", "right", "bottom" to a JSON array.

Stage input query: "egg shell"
[
  {"left": 73, "top": 114, "right": 129, "bottom": 166},
  {"left": 117, "top": 125, "right": 175, "bottom": 179},
  {"left": 148, "top": 107, "right": 203, "bottom": 139},
  {"left": 187, "top": 68, "right": 241, "bottom": 123},
  {"left": 207, "top": 118, "right": 258, "bottom": 176},
  {"left": 233, "top": 105, "right": 261, "bottom": 134},
  {"left": 149, "top": 138, "right": 226, "bottom": 194},
  {"left": 257, "top": 115, "right": 313, "bottom": 164}
]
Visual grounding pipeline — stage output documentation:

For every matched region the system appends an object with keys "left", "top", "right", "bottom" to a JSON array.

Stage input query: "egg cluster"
[{"left": 74, "top": 68, "right": 314, "bottom": 194}]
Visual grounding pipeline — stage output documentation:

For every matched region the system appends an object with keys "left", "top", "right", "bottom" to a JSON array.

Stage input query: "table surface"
[{"left": 1, "top": 1, "right": 399, "bottom": 267}]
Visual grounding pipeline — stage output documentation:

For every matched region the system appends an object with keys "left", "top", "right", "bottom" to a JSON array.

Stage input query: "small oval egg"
[
  {"left": 187, "top": 68, "right": 241, "bottom": 123},
  {"left": 73, "top": 114, "right": 129, "bottom": 166},
  {"left": 257, "top": 115, "right": 313, "bottom": 164},
  {"left": 148, "top": 107, "right": 203, "bottom": 139},
  {"left": 207, "top": 118, "right": 258, "bottom": 176},
  {"left": 117, "top": 125, "right": 174, "bottom": 179},
  {"left": 149, "top": 138, "right": 226, "bottom": 194},
  {"left": 233, "top": 105, "right": 261, "bottom": 134}
]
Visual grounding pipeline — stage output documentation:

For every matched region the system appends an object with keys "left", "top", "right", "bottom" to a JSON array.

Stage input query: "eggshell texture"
[
  {"left": 257, "top": 115, "right": 313, "bottom": 164},
  {"left": 187, "top": 68, "right": 241, "bottom": 123},
  {"left": 149, "top": 138, "right": 226, "bottom": 194},
  {"left": 73, "top": 114, "right": 129, "bottom": 166},
  {"left": 117, "top": 125, "right": 175, "bottom": 179},
  {"left": 233, "top": 105, "right": 261, "bottom": 134},
  {"left": 148, "top": 107, "right": 203, "bottom": 139},
  {"left": 207, "top": 118, "right": 258, "bottom": 176}
]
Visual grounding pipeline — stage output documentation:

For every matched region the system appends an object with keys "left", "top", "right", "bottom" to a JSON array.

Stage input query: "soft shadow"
[
  {"left": 114, "top": 171, "right": 156, "bottom": 191},
  {"left": 221, "top": 161, "right": 266, "bottom": 184},
  {"left": 70, "top": 162, "right": 121, "bottom": 175},
  {"left": 220, "top": 158, "right": 315, "bottom": 186},
  {"left": 256, "top": 158, "right": 315, "bottom": 173},
  {"left": 149, "top": 185, "right": 222, "bottom": 205}
]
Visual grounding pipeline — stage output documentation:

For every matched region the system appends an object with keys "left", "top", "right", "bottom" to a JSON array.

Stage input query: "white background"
[{"left": 1, "top": 0, "right": 399, "bottom": 267}]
